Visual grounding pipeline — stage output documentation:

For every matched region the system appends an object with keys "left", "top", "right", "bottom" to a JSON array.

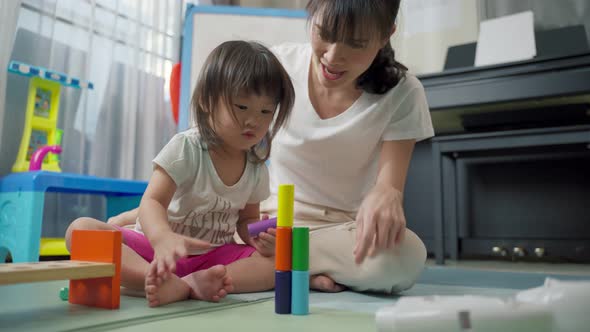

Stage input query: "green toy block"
[{"left": 59, "top": 287, "right": 69, "bottom": 301}]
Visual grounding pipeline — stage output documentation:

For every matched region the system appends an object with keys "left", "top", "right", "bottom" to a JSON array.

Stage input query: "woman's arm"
[
  {"left": 236, "top": 203, "right": 276, "bottom": 257},
  {"left": 354, "top": 139, "right": 416, "bottom": 264}
]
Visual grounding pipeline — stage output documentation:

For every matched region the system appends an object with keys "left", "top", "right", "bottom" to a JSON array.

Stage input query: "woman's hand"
[
  {"left": 353, "top": 184, "right": 406, "bottom": 264},
  {"left": 251, "top": 228, "right": 277, "bottom": 257},
  {"left": 148, "top": 231, "right": 211, "bottom": 280}
]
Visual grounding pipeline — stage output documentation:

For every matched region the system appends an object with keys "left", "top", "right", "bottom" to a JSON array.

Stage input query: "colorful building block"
[
  {"left": 247, "top": 217, "right": 277, "bottom": 237},
  {"left": 0, "top": 260, "right": 114, "bottom": 285},
  {"left": 291, "top": 270, "right": 309, "bottom": 315},
  {"left": 292, "top": 227, "right": 309, "bottom": 271},
  {"left": 0, "top": 229, "right": 121, "bottom": 310},
  {"left": 275, "top": 184, "right": 295, "bottom": 314},
  {"left": 274, "top": 184, "right": 310, "bottom": 316},
  {"left": 69, "top": 229, "right": 122, "bottom": 309},
  {"left": 277, "top": 184, "right": 294, "bottom": 227},
  {"left": 291, "top": 227, "right": 309, "bottom": 315},
  {"left": 275, "top": 270, "right": 292, "bottom": 314},
  {"left": 276, "top": 227, "right": 292, "bottom": 272},
  {"left": 59, "top": 287, "right": 69, "bottom": 301}
]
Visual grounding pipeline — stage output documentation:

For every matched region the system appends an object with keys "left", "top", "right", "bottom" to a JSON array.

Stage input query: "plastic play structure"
[
  {"left": 0, "top": 61, "right": 147, "bottom": 262},
  {"left": 3, "top": 61, "right": 95, "bottom": 257},
  {"left": 29, "top": 145, "right": 62, "bottom": 171},
  {"left": 7, "top": 61, "right": 93, "bottom": 173},
  {"left": 0, "top": 59, "right": 184, "bottom": 261},
  {"left": 0, "top": 171, "right": 146, "bottom": 263}
]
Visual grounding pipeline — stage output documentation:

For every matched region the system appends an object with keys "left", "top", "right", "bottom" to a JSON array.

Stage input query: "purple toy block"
[{"left": 247, "top": 217, "right": 277, "bottom": 237}]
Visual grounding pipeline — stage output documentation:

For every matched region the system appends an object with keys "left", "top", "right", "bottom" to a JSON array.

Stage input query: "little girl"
[{"left": 65, "top": 40, "right": 295, "bottom": 307}]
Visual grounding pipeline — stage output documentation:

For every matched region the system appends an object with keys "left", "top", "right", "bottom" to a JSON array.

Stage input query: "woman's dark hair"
[
  {"left": 191, "top": 40, "right": 295, "bottom": 163},
  {"left": 306, "top": 0, "right": 407, "bottom": 94}
]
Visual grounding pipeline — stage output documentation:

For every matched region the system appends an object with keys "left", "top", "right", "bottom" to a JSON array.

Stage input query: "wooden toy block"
[
  {"left": 0, "top": 229, "right": 122, "bottom": 310},
  {"left": 0, "top": 260, "right": 114, "bottom": 285},
  {"left": 70, "top": 229, "right": 122, "bottom": 309}
]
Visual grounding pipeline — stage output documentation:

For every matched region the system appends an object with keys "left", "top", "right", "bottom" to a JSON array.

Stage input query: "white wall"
[
  {"left": 393, "top": 0, "right": 480, "bottom": 75},
  {"left": 235, "top": 0, "right": 481, "bottom": 75}
]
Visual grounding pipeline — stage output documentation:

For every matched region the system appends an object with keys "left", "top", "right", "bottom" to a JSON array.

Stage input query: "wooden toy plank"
[{"left": 0, "top": 261, "right": 115, "bottom": 285}]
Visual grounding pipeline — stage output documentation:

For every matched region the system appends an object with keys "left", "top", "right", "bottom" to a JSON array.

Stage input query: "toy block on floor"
[
  {"left": 0, "top": 260, "right": 114, "bottom": 285},
  {"left": 69, "top": 229, "right": 121, "bottom": 309},
  {"left": 0, "top": 229, "right": 121, "bottom": 309}
]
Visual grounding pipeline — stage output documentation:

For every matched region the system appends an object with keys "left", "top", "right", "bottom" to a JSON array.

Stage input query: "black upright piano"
[{"left": 406, "top": 48, "right": 590, "bottom": 264}]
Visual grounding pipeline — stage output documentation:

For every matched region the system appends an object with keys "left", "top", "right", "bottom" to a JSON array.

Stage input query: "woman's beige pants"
[{"left": 260, "top": 196, "right": 427, "bottom": 294}]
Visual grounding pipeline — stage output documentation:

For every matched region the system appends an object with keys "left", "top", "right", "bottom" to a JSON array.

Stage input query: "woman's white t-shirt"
[{"left": 269, "top": 43, "right": 434, "bottom": 212}]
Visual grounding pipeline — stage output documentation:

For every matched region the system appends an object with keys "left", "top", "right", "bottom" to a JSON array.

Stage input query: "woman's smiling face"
[{"left": 308, "top": 9, "right": 391, "bottom": 90}]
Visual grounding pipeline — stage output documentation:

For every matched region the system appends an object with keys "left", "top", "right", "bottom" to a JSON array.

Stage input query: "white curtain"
[
  {"left": 2, "top": 0, "right": 182, "bottom": 237},
  {"left": 0, "top": 0, "right": 23, "bottom": 147},
  {"left": 8, "top": 0, "right": 182, "bottom": 180},
  {"left": 89, "top": 63, "right": 175, "bottom": 180}
]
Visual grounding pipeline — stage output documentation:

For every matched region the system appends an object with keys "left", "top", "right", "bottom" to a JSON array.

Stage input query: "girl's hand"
[
  {"left": 252, "top": 228, "right": 276, "bottom": 257},
  {"left": 148, "top": 231, "right": 211, "bottom": 280},
  {"left": 353, "top": 184, "right": 406, "bottom": 265}
]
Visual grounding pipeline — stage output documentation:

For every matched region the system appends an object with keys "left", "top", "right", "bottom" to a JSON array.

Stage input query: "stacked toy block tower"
[{"left": 275, "top": 184, "right": 309, "bottom": 315}]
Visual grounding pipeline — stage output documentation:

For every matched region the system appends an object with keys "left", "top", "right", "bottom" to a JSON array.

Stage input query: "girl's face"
[
  {"left": 310, "top": 21, "right": 389, "bottom": 90},
  {"left": 212, "top": 93, "right": 277, "bottom": 154}
]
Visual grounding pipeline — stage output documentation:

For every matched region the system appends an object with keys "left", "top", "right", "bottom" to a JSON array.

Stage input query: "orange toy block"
[
  {"left": 69, "top": 229, "right": 122, "bottom": 309},
  {"left": 275, "top": 227, "right": 292, "bottom": 271}
]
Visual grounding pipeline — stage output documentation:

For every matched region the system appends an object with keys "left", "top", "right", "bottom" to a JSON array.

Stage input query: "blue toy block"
[
  {"left": 291, "top": 270, "right": 309, "bottom": 315},
  {"left": 0, "top": 171, "right": 146, "bottom": 262},
  {"left": 275, "top": 270, "right": 292, "bottom": 314}
]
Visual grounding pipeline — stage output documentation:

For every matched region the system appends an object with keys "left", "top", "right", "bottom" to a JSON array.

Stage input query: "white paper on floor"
[{"left": 375, "top": 278, "right": 590, "bottom": 332}]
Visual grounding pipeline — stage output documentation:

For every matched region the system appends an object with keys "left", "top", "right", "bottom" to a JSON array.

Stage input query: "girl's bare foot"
[
  {"left": 145, "top": 273, "right": 190, "bottom": 307},
  {"left": 182, "top": 265, "right": 234, "bottom": 302},
  {"left": 310, "top": 274, "right": 346, "bottom": 292},
  {"left": 144, "top": 265, "right": 234, "bottom": 307}
]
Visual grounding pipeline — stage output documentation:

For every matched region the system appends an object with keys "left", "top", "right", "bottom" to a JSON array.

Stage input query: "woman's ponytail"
[{"left": 356, "top": 42, "right": 407, "bottom": 95}]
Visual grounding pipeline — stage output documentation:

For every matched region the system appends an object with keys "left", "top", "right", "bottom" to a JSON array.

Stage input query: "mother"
[{"left": 261, "top": 0, "right": 434, "bottom": 293}]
